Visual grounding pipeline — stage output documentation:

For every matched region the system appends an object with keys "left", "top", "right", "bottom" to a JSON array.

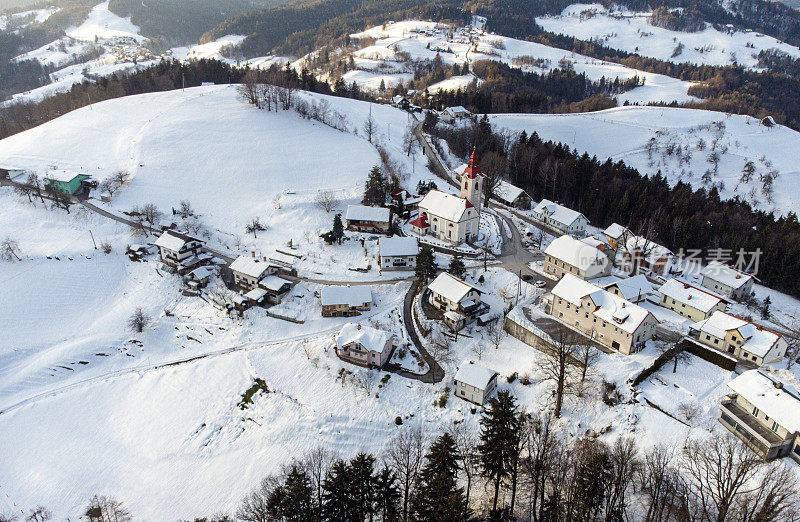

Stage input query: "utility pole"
[
  {"left": 89, "top": 230, "right": 97, "bottom": 250},
  {"left": 516, "top": 269, "right": 521, "bottom": 305}
]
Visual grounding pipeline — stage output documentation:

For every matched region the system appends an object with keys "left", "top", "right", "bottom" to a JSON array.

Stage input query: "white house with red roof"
[
  {"left": 690, "top": 311, "right": 787, "bottom": 366},
  {"left": 412, "top": 150, "right": 483, "bottom": 245}
]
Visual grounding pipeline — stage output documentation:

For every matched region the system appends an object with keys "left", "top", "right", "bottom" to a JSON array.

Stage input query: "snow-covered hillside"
[
  {"left": 537, "top": 3, "right": 800, "bottom": 69},
  {"left": 488, "top": 106, "right": 800, "bottom": 215},
  {"left": 336, "top": 20, "right": 697, "bottom": 105}
]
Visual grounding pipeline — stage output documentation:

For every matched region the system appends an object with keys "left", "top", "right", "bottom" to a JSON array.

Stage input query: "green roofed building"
[{"left": 43, "top": 171, "right": 93, "bottom": 195}]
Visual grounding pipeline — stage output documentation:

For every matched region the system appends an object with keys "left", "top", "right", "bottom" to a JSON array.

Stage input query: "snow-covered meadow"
[
  {"left": 537, "top": 3, "right": 800, "bottom": 69},
  {"left": 341, "top": 20, "right": 697, "bottom": 105},
  {"left": 488, "top": 106, "right": 800, "bottom": 216}
]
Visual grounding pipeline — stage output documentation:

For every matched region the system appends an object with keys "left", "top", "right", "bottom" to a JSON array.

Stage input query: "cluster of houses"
[{"left": 525, "top": 198, "right": 800, "bottom": 462}]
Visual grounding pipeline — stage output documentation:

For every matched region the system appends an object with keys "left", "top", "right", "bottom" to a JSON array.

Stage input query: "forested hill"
[
  {"left": 199, "top": 0, "right": 800, "bottom": 59},
  {"left": 106, "top": 0, "right": 290, "bottom": 45}
]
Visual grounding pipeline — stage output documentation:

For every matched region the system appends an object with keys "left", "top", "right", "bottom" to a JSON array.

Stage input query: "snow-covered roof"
[
  {"left": 579, "top": 236, "right": 608, "bottom": 250},
  {"left": 494, "top": 180, "right": 526, "bottom": 204},
  {"left": 259, "top": 275, "right": 291, "bottom": 292},
  {"left": 418, "top": 190, "right": 472, "bottom": 222},
  {"left": 728, "top": 370, "right": 800, "bottom": 433},
  {"left": 269, "top": 251, "right": 298, "bottom": 267},
  {"left": 691, "top": 311, "right": 782, "bottom": 358},
  {"left": 658, "top": 278, "right": 725, "bottom": 313},
  {"left": 454, "top": 361, "right": 497, "bottom": 390},
  {"left": 444, "top": 106, "right": 470, "bottom": 116},
  {"left": 154, "top": 230, "right": 195, "bottom": 252},
  {"left": 544, "top": 235, "right": 609, "bottom": 272},
  {"left": 244, "top": 287, "right": 269, "bottom": 301},
  {"left": 379, "top": 237, "right": 419, "bottom": 257},
  {"left": 229, "top": 255, "right": 273, "bottom": 279},
  {"left": 188, "top": 266, "right": 214, "bottom": 280},
  {"left": 552, "top": 274, "right": 655, "bottom": 334},
  {"left": 444, "top": 310, "right": 465, "bottom": 322},
  {"left": 345, "top": 205, "right": 390, "bottom": 223},
  {"left": 603, "top": 223, "right": 628, "bottom": 239},
  {"left": 701, "top": 261, "right": 754, "bottom": 289},
  {"left": 320, "top": 286, "right": 373, "bottom": 307},
  {"left": 336, "top": 322, "right": 393, "bottom": 353},
  {"left": 602, "top": 274, "right": 655, "bottom": 301},
  {"left": 533, "top": 199, "right": 586, "bottom": 228},
  {"left": 428, "top": 272, "right": 479, "bottom": 303},
  {"left": 624, "top": 235, "right": 673, "bottom": 263},
  {"left": 43, "top": 170, "right": 88, "bottom": 183}
]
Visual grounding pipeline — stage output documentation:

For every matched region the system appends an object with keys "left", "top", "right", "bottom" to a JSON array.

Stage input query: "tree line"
[
  {"left": 9, "top": 391, "right": 798, "bottom": 521},
  {"left": 431, "top": 117, "right": 800, "bottom": 297}
]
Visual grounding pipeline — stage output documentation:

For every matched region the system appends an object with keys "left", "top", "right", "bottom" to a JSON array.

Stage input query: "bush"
[
  {"left": 508, "top": 372, "right": 518, "bottom": 383},
  {"left": 239, "top": 378, "right": 270, "bottom": 410},
  {"left": 395, "top": 416, "right": 403, "bottom": 425}
]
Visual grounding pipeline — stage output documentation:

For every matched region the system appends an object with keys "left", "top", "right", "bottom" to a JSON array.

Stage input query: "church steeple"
[{"left": 461, "top": 148, "right": 483, "bottom": 211}]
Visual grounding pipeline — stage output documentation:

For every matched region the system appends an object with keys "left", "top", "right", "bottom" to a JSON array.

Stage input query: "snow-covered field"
[
  {"left": 343, "top": 20, "right": 697, "bottom": 105},
  {"left": 488, "top": 106, "right": 800, "bottom": 216},
  {"left": 537, "top": 3, "right": 800, "bottom": 69}
]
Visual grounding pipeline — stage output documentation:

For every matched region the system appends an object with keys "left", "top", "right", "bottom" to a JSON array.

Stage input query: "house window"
[
  {"left": 772, "top": 421, "right": 779, "bottom": 432},
  {"left": 753, "top": 406, "right": 760, "bottom": 416}
]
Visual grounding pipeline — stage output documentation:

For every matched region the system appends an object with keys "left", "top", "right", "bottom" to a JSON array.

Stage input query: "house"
[
  {"left": 493, "top": 180, "right": 532, "bottom": 209},
  {"left": 427, "top": 272, "right": 483, "bottom": 317},
  {"left": 602, "top": 223, "right": 629, "bottom": 249},
  {"left": 153, "top": 230, "right": 204, "bottom": 269},
  {"left": 601, "top": 274, "right": 655, "bottom": 303},
  {"left": 440, "top": 106, "right": 471, "bottom": 123},
  {"left": 378, "top": 237, "right": 419, "bottom": 271},
  {"left": 392, "top": 95, "right": 411, "bottom": 111},
  {"left": 619, "top": 235, "right": 674, "bottom": 276},
  {"left": 0, "top": 167, "right": 24, "bottom": 180},
  {"left": 229, "top": 254, "right": 276, "bottom": 290},
  {"left": 184, "top": 265, "right": 214, "bottom": 289},
  {"left": 413, "top": 151, "right": 483, "bottom": 245},
  {"left": 543, "top": 235, "right": 611, "bottom": 281},
  {"left": 258, "top": 275, "right": 293, "bottom": 304},
  {"left": 719, "top": 370, "right": 800, "bottom": 462},
  {"left": 549, "top": 274, "right": 658, "bottom": 354},
  {"left": 335, "top": 322, "right": 395, "bottom": 368},
  {"left": 390, "top": 188, "right": 422, "bottom": 218},
  {"left": 531, "top": 200, "right": 589, "bottom": 236},
  {"left": 453, "top": 361, "right": 498, "bottom": 405},
  {"left": 43, "top": 171, "right": 94, "bottom": 196},
  {"left": 700, "top": 261, "right": 755, "bottom": 301},
  {"left": 320, "top": 286, "right": 373, "bottom": 317},
  {"left": 345, "top": 205, "right": 391, "bottom": 234},
  {"left": 657, "top": 279, "right": 727, "bottom": 321},
  {"left": 690, "top": 311, "right": 787, "bottom": 366}
]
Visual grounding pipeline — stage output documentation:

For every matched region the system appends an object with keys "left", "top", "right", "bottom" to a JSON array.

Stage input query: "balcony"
[{"left": 719, "top": 398, "right": 789, "bottom": 459}]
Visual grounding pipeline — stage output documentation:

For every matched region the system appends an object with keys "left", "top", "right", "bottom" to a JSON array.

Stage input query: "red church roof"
[
  {"left": 462, "top": 149, "right": 483, "bottom": 179},
  {"left": 410, "top": 215, "right": 429, "bottom": 228}
]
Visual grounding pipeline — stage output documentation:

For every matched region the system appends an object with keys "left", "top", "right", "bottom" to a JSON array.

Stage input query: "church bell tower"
[{"left": 460, "top": 149, "right": 483, "bottom": 213}]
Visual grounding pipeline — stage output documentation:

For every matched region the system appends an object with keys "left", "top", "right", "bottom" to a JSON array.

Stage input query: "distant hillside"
[{"left": 107, "top": 0, "right": 291, "bottom": 45}]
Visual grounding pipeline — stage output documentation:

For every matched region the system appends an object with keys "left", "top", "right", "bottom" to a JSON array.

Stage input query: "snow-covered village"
[{"left": 2, "top": 0, "right": 800, "bottom": 520}]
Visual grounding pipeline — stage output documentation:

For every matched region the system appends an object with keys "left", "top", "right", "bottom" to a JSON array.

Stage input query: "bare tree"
[
  {"left": 636, "top": 445, "right": 684, "bottom": 522},
  {"left": 139, "top": 203, "right": 162, "bottom": 234},
  {"left": 26, "top": 172, "right": 44, "bottom": 203},
  {"left": 236, "top": 482, "right": 271, "bottom": 522},
  {"left": 682, "top": 434, "right": 763, "bottom": 522},
  {"left": 177, "top": 200, "right": 194, "bottom": 219},
  {"left": 385, "top": 427, "right": 426, "bottom": 521},
  {"left": 1, "top": 237, "right": 22, "bottom": 261},
  {"left": 84, "top": 495, "right": 132, "bottom": 522},
  {"left": 100, "top": 241, "right": 113, "bottom": 254},
  {"left": 100, "top": 170, "right": 129, "bottom": 197},
  {"left": 479, "top": 150, "right": 507, "bottom": 207},
  {"left": 314, "top": 190, "right": 340, "bottom": 213},
  {"left": 246, "top": 217, "right": 266, "bottom": 238},
  {"left": 448, "top": 422, "right": 479, "bottom": 506},
  {"left": 521, "top": 413, "right": 565, "bottom": 521},
  {"left": 534, "top": 327, "right": 580, "bottom": 417},
  {"left": 485, "top": 319, "right": 505, "bottom": 350},
  {"left": 301, "top": 446, "right": 337, "bottom": 514},
  {"left": 402, "top": 125, "right": 415, "bottom": 157},
  {"left": 238, "top": 70, "right": 260, "bottom": 107},
  {"left": 356, "top": 368, "right": 378, "bottom": 395},
  {"left": 733, "top": 461, "right": 800, "bottom": 521},
  {"left": 471, "top": 341, "right": 486, "bottom": 360},
  {"left": 603, "top": 437, "right": 640, "bottom": 520},
  {"left": 430, "top": 331, "right": 455, "bottom": 366},
  {"left": 128, "top": 307, "right": 150, "bottom": 333},
  {"left": 576, "top": 338, "right": 599, "bottom": 385}
]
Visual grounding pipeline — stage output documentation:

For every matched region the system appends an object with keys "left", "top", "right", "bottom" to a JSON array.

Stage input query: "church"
[{"left": 410, "top": 150, "right": 484, "bottom": 245}]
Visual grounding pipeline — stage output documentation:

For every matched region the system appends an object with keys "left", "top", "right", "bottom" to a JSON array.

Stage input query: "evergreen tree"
[
  {"left": 349, "top": 453, "right": 376, "bottom": 522},
  {"left": 267, "top": 466, "right": 315, "bottom": 521},
  {"left": 332, "top": 213, "right": 344, "bottom": 245},
  {"left": 478, "top": 391, "right": 522, "bottom": 513},
  {"left": 322, "top": 459, "right": 354, "bottom": 521},
  {"left": 411, "top": 433, "right": 471, "bottom": 522},
  {"left": 375, "top": 464, "right": 401, "bottom": 522},
  {"left": 569, "top": 439, "right": 612, "bottom": 520},
  {"left": 447, "top": 254, "right": 466, "bottom": 279},
  {"left": 364, "top": 165, "right": 386, "bottom": 206},
  {"left": 415, "top": 247, "right": 438, "bottom": 282},
  {"left": 761, "top": 295, "right": 772, "bottom": 319}
]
